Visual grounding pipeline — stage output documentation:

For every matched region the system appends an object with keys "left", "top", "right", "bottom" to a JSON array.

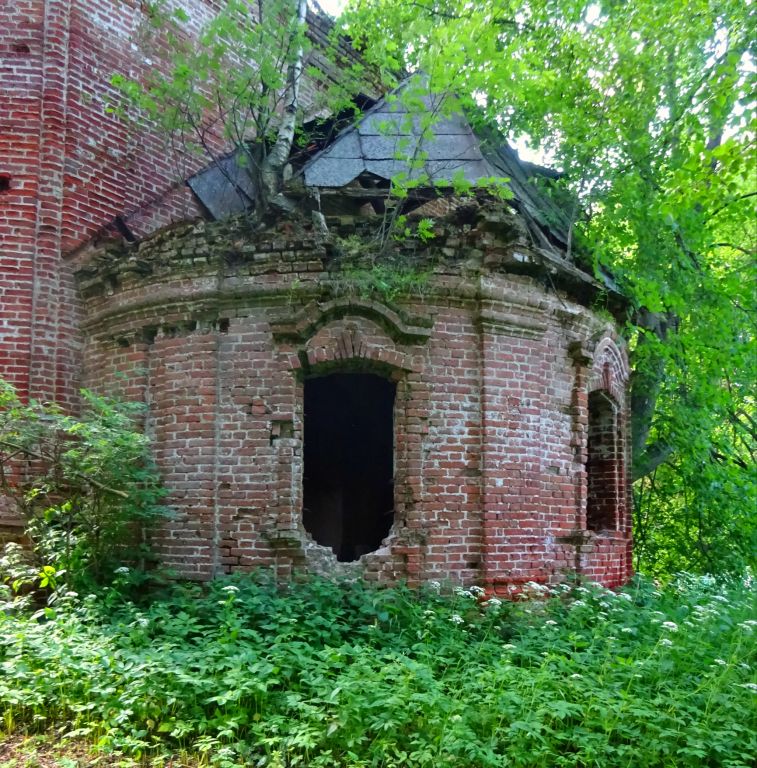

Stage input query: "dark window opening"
[
  {"left": 586, "top": 391, "right": 620, "bottom": 531},
  {"left": 303, "top": 373, "right": 395, "bottom": 562}
]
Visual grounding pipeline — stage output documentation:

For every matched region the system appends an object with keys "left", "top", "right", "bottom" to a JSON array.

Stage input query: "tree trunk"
[
  {"left": 630, "top": 308, "right": 675, "bottom": 481},
  {"left": 259, "top": 0, "right": 308, "bottom": 212}
]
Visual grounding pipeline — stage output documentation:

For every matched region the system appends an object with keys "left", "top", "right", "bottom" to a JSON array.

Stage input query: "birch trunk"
[{"left": 259, "top": 0, "right": 308, "bottom": 210}]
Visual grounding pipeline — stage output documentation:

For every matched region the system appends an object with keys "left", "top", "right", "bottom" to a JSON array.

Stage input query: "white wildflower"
[
  {"left": 486, "top": 597, "right": 503, "bottom": 608},
  {"left": 714, "top": 658, "right": 727, "bottom": 666},
  {"left": 621, "top": 627, "right": 634, "bottom": 634},
  {"left": 571, "top": 600, "right": 586, "bottom": 608},
  {"left": 428, "top": 581, "right": 441, "bottom": 593},
  {"left": 450, "top": 614, "right": 465, "bottom": 625},
  {"left": 739, "top": 683, "right": 757, "bottom": 693},
  {"left": 221, "top": 585, "right": 239, "bottom": 593},
  {"left": 570, "top": 673, "right": 583, "bottom": 679},
  {"left": 545, "top": 620, "right": 558, "bottom": 627},
  {"left": 617, "top": 592, "right": 633, "bottom": 602},
  {"left": 114, "top": 567, "right": 130, "bottom": 575},
  {"left": 503, "top": 643, "right": 516, "bottom": 651},
  {"left": 661, "top": 621, "right": 678, "bottom": 632},
  {"left": 659, "top": 638, "right": 673, "bottom": 647}
]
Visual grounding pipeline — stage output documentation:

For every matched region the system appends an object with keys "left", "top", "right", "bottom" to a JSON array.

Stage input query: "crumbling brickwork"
[
  {"left": 73, "top": 206, "right": 632, "bottom": 589},
  {"left": 1, "top": 1, "right": 633, "bottom": 588}
]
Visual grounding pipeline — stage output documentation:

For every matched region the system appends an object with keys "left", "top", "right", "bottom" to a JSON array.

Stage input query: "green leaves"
[
  {"left": 1, "top": 574, "right": 756, "bottom": 766},
  {"left": 0, "top": 381, "right": 168, "bottom": 595}
]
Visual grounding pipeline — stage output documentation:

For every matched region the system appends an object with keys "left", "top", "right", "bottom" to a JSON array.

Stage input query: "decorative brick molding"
[{"left": 270, "top": 297, "right": 433, "bottom": 345}]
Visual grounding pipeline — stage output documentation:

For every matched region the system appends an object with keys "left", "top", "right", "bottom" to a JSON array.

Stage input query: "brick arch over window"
[{"left": 588, "top": 337, "right": 629, "bottom": 403}]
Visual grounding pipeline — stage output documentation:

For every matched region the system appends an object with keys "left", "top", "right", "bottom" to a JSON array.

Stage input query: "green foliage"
[
  {"left": 110, "top": 0, "right": 369, "bottom": 189},
  {"left": 1, "top": 574, "right": 756, "bottom": 766},
  {"left": 0, "top": 382, "right": 167, "bottom": 595},
  {"left": 339, "top": 258, "right": 432, "bottom": 302},
  {"left": 333, "top": 229, "right": 434, "bottom": 301},
  {"left": 344, "top": 0, "right": 757, "bottom": 575}
]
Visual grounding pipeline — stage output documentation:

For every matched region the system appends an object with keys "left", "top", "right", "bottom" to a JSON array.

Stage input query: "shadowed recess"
[{"left": 303, "top": 373, "right": 395, "bottom": 561}]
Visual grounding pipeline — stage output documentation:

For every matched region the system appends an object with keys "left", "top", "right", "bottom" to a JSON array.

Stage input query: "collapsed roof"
[{"left": 191, "top": 81, "right": 572, "bottom": 244}]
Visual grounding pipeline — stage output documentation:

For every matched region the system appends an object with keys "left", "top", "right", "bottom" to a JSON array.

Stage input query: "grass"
[{"left": 1, "top": 572, "right": 756, "bottom": 767}]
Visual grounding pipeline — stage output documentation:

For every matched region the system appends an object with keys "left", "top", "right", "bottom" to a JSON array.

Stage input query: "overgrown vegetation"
[
  {"left": 344, "top": 0, "right": 757, "bottom": 574},
  {"left": 1, "top": 573, "right": 755, "bottom": 767},
  {"left": 0, "top": 382, "right": 167, "bottom": 594}
]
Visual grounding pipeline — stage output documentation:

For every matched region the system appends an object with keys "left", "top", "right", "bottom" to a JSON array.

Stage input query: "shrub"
[{"left": 0, "top": 381, "right": 167, "bottom": 595}]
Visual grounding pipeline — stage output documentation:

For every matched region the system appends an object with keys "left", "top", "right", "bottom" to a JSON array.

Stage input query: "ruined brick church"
[{"left": 1, "top": 0, "right": 632, "bottom": 590}]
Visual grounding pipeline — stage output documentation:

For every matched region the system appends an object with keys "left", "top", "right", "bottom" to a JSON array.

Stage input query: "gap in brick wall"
[{"left": 303, "top": 372, "right": 396, "bottom": 562}]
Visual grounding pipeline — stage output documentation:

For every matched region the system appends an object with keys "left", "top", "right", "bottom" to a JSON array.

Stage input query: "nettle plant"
[{"left": 0, "top": 381, "right": 167, "bottom": 597}]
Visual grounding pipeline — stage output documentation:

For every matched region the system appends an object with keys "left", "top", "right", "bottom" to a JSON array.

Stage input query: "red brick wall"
[
  {"left": 74, "top": 213, "right": 633, "bottom": 589},
  {"left": 0, "top": 0, "right": 347, "bottom": 404},
  {"left": 1, "top": 0, "right": 212, "bottom": 402}
]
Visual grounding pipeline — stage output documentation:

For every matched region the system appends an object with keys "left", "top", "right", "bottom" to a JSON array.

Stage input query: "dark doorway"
[{"left": 303, "top": 373, "right": 395, "bottom": 561}]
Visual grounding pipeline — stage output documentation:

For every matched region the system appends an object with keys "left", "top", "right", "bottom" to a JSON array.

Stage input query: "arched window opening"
[
  {"left": 303, "top": 373, "right": 395, "bottom": 561},
  {"left": 586, "top": 391, "right": 620, "bottom": 532}
]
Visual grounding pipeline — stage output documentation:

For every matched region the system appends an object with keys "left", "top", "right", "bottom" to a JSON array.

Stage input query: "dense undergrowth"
[{"left": 1, "top": 573, "right": 756, "bottom": 768}]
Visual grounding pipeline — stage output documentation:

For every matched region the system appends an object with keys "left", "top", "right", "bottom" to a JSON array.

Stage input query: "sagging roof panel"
[
  {"left": 301, "top": 77, "right": 577, "bottom": 261},
  {"left": 187, "top": 153, "right": 257, "bottom": 219}
]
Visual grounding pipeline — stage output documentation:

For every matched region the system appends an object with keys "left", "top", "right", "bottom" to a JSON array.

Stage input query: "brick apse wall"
[{"left": 73, "top": 205, "right": 633, "bottom": 589}]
